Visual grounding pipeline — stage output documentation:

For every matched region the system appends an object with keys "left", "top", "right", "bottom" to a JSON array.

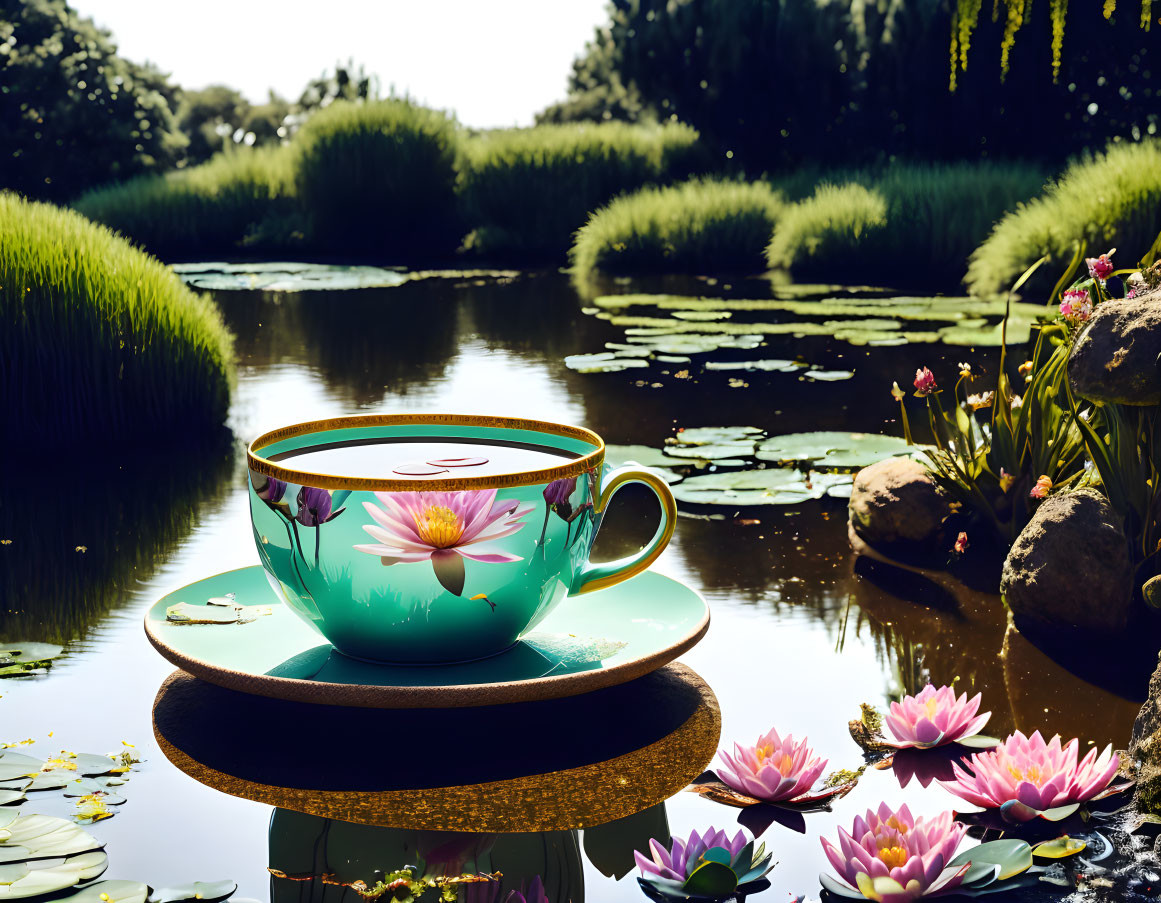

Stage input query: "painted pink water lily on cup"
[
  {"left": 820, "top": 803, "right": 968, "bottom": 902},
  {"left": 355, "top": 489, "right": 533, "bottom": 598},
  {"left": 882, "top": 685, "right": 993, "bottom": 750},
  {"left": 939, "top": 730, "right": 1123, "bottom": 823}
]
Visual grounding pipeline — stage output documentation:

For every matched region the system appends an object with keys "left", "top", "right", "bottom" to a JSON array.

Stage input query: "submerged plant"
[
  {"left": 939, "top": 730, "right": 1125, "bottom": 823},
  {"left": 635, "top": 827, "right": 773, "bottom": 901}
]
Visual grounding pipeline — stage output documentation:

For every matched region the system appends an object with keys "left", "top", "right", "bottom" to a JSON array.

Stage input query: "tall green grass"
[
  {"left": 767, "top": 162, "right": 1047, "bottom": 288},
  {"left": 292, "top": 99, "right": 462, "bottom": 257},
  {"left": 458, "top": 121, "right": 704, "bottom": 261},
  {"left": 74, "top": 146, "right": 298, "bottom": 258},
  {"left": 966, "top": 141, "right": 1161, "bottom": 296},
  {"left": 1, "top": 193, "right": 235, "bottom": 445},
  {"left": 570, "top": 178, "right": 784, "bottom": 275}
]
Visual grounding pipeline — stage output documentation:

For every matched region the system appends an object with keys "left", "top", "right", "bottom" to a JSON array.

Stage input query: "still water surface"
[{"left": 0, "top": 270, "right": 1145, "bottom": 900}]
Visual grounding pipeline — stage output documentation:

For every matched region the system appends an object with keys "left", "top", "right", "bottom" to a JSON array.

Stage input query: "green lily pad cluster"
[
  {"left": 589, "top": 293, "right": 1050, "bottom": 349},
  {"left": 0, "top": 644, "right": 63, "bottom": 678},
  {"left": 606, "top": 428, "right": 917, "bottom": 507},
  {"left": 0, "top": 746, "right": 140, "bottom": 821},
  {"left": 172, "top": 262, "right": 521, "bottom": 293}
]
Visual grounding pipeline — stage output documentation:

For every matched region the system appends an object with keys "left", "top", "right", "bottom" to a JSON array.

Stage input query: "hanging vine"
[{"left": 952, "top": 0, "right": 1155, "bottom": 88}]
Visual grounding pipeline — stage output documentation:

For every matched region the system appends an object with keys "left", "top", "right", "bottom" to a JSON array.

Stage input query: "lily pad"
[
  {"left": 756, "top": 432, "right": 916, "bottom": 471},
  {"left": 0, "top": 644, "right": 62, "bottom": 665},
  {"left": 1032, "top": 836, "right": 1086, "bottom": 859},
  {"left": 0, "top": 815, "right": 104, "bottom": 862},
  {"left": 802, "top": 369, "right": 854, "bottom": 381},
  {"left": 563, "top": 353, "right": 649, "bottom": 373},
  {"left": 0, "top": 790, "right": 25, "bottom": 806},
  {"left": 149, "top": 881, "right": 237, "bottom": 903},
  {"left": 0, "top": 850, "right": 108, "bottom": 899},
  {"left": 704, "top": 359, "right": 806, "bottom": 373},
  {"left": 670, "top": 426, "right": 764, "bottom": 446},
  {"left": 662, "top": 444, "right": 754, "bottom": 462},
  {"left": 172, "top": 262, "right": 408, "bottom": 292},
  {"left": 64, "top": 880, "right": 150, "bottom": 903},
  {"left": 947, "top": 839, "right": 1033, "bottom": 882},
  {"left": 602, "top": 446, "right": 686, "bottom": 485},
  {"left": 671, "top": 469, "right": 850, "bottom": 507}
]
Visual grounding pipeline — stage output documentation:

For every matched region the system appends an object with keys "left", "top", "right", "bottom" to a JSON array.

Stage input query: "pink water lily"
[
  {"left": 635, "top": 826, "right": 749, "bottom": 885},
  {"left": 717, "top": 728, "right": 828, "bottom": 804},
  {"left": 1059, "top": 288, "right": 1092, "bottom": 323},
  {"left": 1086, "top": 250, "right": 1115, "bottom": 280},
  {"left": 883, "top": 685, "right": 991, "bottom": 750},
  {"left": 821, "top": 803, "right": 968, "bottom": 902},
  {"left": 939, "top": 730, "right": 1121, "bottom": 822},
  {"left": 355, "top": 489, "right": 534, "bottom": 597},
  {"left": 913, "top": 367, "right": 937, "bottom": 397}
]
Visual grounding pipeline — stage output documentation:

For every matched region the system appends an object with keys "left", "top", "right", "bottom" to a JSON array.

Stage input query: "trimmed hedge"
[
  {"left": 571, "top": 178, "right": 784, "bottom": 275},
  {"left": 967, "top": 141, "right": 1161, "bottom": 296},
  {"left": 2, "top": 193, "right": 235, "bottom": 444}
]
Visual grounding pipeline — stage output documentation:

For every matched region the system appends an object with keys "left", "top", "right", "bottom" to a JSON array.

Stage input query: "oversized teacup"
[{"left": 247, "top": 414, "right": 676, "bottom": 664}]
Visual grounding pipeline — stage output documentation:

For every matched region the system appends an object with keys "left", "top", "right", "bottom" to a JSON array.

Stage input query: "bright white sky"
[{"left": 69, "top": 0, "right": 609, "bottom": 128}]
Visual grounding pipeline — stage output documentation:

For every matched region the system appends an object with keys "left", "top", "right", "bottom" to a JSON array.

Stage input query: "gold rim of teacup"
[{"left": 247, "top": 413, "right": 606, "bottom": 492}]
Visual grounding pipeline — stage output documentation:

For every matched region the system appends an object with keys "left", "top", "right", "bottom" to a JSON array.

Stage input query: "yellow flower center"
[
  {"left": 754, "top": 743, "right": 795, "bottom": 775},
  {"left": 885, "top": 815, "right": 910, "bottom": 834},
  {"left": 1008, "top": 764, "right": 1044, "bottom": 786},
  {"left": 415, "top": 506, "right": 465, "bottom": 549},
  {"left": 923, "top": 697, "right": 940, "bottom": 719},
  {"left": 877, "top": 845, "right": 909, "bottom": 869}
]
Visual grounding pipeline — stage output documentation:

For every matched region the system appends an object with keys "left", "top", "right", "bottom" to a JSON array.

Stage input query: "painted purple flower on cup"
[
  {"left": 543, "top": 477, "right": 577, "bottom": 513},
  {"left": 355, "top": 489, "right": 534, "bottom": 598},
  {"left": 295, "top": 486, "right": 345, "bottom": 527},
  {"left": 256, "top": 475, "right": 287, "bottom": 504}
]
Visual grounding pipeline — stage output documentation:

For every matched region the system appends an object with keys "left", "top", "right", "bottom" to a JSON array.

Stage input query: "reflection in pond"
[
  {"left": 0, "top": 438, "right": 234, "bottom": 645},
  {"left": 153, "top": 664, "right": 718, "bottom": 901}
]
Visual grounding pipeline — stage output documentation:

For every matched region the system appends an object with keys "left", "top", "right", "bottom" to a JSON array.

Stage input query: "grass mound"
[
  {"left": 570, "top": 178, "right": 784, "bottom": 275},
  {"left": 767, "top": 162, "right": 1047, "bottom": 288},
  {"left": 458, "top": 121, "right": 704, "bottom": 262},
  {"left": 292, "top": 99, "right": 462, "bottom": 257},
  {"left": 74, "top": 146, "right": 298, "bottom": 258},
  {"left": 966, "top": 141, "right": 1161, "bottom": 296},
  {"left": 1, "top": 193, "right": 235, "bottom": 444}
]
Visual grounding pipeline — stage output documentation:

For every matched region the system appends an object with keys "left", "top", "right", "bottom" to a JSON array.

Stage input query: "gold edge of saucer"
[{"left": 152, "top": 663, "right": 720, "bottom": 833}]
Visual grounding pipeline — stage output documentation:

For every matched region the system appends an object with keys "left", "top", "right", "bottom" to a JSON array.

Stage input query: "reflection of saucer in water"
[{"left": 152, "top": 663, "right": 720, "bottom": 832}]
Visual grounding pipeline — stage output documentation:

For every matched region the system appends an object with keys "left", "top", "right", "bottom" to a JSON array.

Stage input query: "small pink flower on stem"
[
  {"left": 1029, "top": 475, "right": 1052, "bottom": 499},
  {"left": 1060, "top": 288, "right": 1092, "bottom": 324},
  {"left": 953, "top": 532, "right": 969, "bottom": 555},
  {"left": 913, "top": 367, "right": 937, "bottom": 397},
  {"left": 1086, "top": 250, "right": 1115, "bottom": 281}
]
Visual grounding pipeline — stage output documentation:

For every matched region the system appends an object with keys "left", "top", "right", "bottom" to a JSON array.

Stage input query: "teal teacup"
[{"left": 247, "top": 414, "right": 676, "bottom": 664}]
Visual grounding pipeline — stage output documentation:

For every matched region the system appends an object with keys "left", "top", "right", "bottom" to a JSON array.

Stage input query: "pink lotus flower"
[
  {"left": 356, "top": 489, "right": 533, "bottom": 564},
  {"left": 820, "top": 803, "right": 968, "bottom": 902},
  {"left": 1087, "top": 250, "right": 1115, "bottom": 280},
  {"left": 355, "top": 489, "right": 534, "bottom": 596},
  {"left": 1059, "top": 288, "right": 1092, "bottom": 323},
  {"left": 635, "top": 826, "right": 749, "bottom": 885},
  {"left": 913, "top": 367, "right": 937, "bottom": 397},
  {"left": 717, "top": 728, "right": 828, "bottom": 803},
  {"left": 1029, "top": 475, "right": 1052, "bottom": 499},
  {"left": 940, "top": 730, "right": 1120, "bottom": 822},
  {"left": 883, "top": 685, "right": 990, "bottom": 750}
]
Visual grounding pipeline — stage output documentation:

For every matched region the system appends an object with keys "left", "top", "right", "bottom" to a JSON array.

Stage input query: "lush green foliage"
[
  {"left": 0, "top": 193, "right": 235, "bottom": 444},
  {"left": 571, "top": 178, "right": 784, "bottom": 275},
  {"left": 458, "top": 121, "right": 704, "bottom": 261},
  {"left": 0, "top": 0, "right": 185, "bottom": 200},
  {"left": 292, "top": 99, "right": 461, "bottom": 257},
  {"left": 767, "top": 163, "right": 1046, "bottom": 288},
  {"left": 966, "top": 142, "right": 1161, "bottom": 297},
  {"left": 548, "top": 0, "right": 1158, "bottom": 171},
  {"left": 74, "top": 146, "right": 299, "bottom": 257}
]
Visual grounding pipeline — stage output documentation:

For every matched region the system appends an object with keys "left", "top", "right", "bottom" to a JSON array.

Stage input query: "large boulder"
[
  {"left": 1001, "top": 489, "right": 1134, "bottom": 634},
  {"left": 1069, "top": 295, "right": 1161, "bottom": 405},
  {"left": 1130, "top": 652, "right": 1161, "bottom": 813},
  {"left": 849, "top": 457, "right": 947, "bottom": 554}
]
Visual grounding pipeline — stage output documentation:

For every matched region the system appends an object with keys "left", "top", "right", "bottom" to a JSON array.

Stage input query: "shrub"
[
  {"left": 570, "top": 178, "right": 784, "bottom": 275},
  {"left": 767, "top": 162, "right": 1046, "bottom": 288},
  {"left": 1, "top": 193, "right": 235, "bottom": 445},
  {"left": 291, "top": 99, "right": 461, "bottom": 258},
  {"left": 74, "top": 145, "right": 298, "bottom": 258},
  {"left": 457, "top": 121, "right": 704, "bottom": 261},
  {"left": 966, "top": 141, "right": 1161, "bottom": 297},
  {"left": 0, "top": 0, "right": 184, "bottom": 201}
]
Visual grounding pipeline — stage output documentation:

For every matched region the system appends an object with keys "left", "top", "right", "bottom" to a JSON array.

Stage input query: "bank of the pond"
[{"left": 0, "top": 193, "right": 236, "bottom": 444}]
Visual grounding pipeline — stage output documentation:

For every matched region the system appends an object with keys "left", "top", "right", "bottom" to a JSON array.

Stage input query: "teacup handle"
[{"left": 570, "top": 465, "right": 677, "bottom": 595}]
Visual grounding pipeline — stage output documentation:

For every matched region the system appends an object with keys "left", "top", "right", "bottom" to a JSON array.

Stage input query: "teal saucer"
[{"left": 145, "top": 567, "right": 709, "bottom": 708}]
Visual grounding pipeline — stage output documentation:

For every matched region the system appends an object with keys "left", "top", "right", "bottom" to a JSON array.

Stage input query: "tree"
[
  {"left": 175, "top": 84, "right": 250, "bottom": 165},
  {"left": 0, "top": 0, "right": 184, "bottom": 200}
]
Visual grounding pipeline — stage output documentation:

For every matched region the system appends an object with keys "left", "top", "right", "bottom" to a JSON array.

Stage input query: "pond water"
[{"left": 1, "top": 269, "right": 1149, "bottom": 901}]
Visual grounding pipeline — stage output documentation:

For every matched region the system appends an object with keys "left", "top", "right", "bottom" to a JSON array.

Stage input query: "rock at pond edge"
[
  {"left": 1131, "top": 650, "right": 1161, "bottom": 814},
  {"left": 1069, "top": 296, "right": 1161, "bottom": 406},
  {"left": 1001, "top": 488, "right": 1134, "bottom": 635},
  {"left": 848, "top": 457, "right": 948, "bottom": 556}
]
